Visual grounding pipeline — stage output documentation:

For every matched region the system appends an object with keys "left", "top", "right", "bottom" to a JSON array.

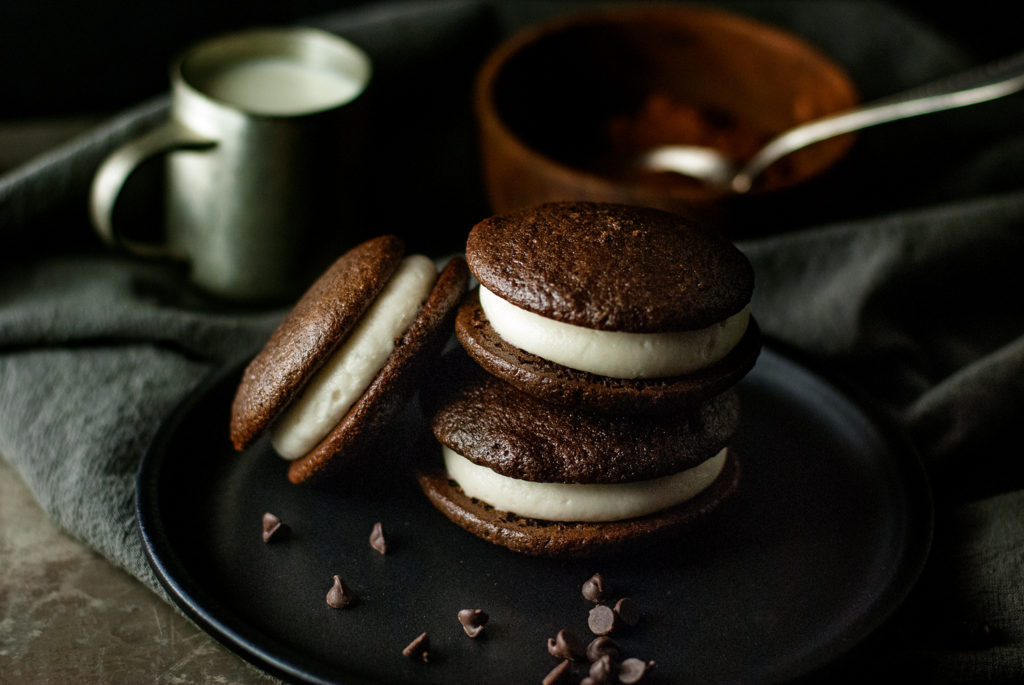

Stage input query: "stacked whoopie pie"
[{"left": 417, "top": 201, "right": 761, "bottom": 557}]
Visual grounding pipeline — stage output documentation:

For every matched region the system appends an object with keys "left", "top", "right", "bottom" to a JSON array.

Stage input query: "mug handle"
[{"left": 89, "top": 120, "right": 216, "bottom": 258}]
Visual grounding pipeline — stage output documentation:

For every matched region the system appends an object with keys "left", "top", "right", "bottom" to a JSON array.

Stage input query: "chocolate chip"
[
  {"left": 587, "top": 605, "right": 616, "bottom": 636},
  {"left": 582, "top": 573, "right": 607, "bottom": 602},
  {"left": 402, "top": 632, "right": 430, "bottom": 662},
  {"left": 547, "top": 628, "right": 585, "bottom": 661},
  {"left": 325, "top": 575, "right": 356, "bottom": 609},
  {"left": 458, "top": 608, "right": 489, "bottom": 638},
  {"left": 261, "top": 512, "right": 289, "bottom": 543},
  {"left": 369, "top": 521, "right": 387, "bottom": 555},
  {"left": 613, "top": 597, "right": 640, "bottom": 628},
  {"left": 587, "top": 654, "right": 616, "bottom": 683},
  {"left": 542, "top": 659, "right": 572, "bottom": 685},
  {"left": 586, "top": 635, "right": 621, "bottom": 662},
  {"left": 618, "top": 658, "right": 655, "bottom": 683}
]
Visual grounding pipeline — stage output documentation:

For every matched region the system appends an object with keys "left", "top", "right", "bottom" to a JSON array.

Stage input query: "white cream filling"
[
  {"left": 478, "top": 287, "right": 749, "bottom": 379},
  {"left": 442, "top": 446, "right": 727, "bottom": 522},
  {"left": 271, "top": 255, "right": 437, "bottom": 459}
]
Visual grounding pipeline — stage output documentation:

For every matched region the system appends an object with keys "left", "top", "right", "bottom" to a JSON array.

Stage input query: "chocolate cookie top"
[
  {"left": 416, "top": 448, "right": 740, "bottom": 558},
  {"left": 230, "top": 235, "right": 405, "bottom": 451},
  {"left": 465, "top": 201, "right": 754, "bottom": 332},
  {"left": 455, "top": 293, "right": 761, "bottom": 414},
  {"left": 426, "top": 352, "right": 739, "bottom": 484}
]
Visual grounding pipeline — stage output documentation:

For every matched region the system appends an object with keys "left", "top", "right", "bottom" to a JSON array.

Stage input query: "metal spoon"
[{"left": 639, "top": 50, "right": 1024, "bottom": 193}]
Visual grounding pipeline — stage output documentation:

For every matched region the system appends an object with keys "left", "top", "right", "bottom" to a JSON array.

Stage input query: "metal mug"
[{"left": 90, "top": 27, "right": 372, "bottom": 302}]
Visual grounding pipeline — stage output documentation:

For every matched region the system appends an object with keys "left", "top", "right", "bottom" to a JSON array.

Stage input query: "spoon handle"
[{"left": 734, "top": 50, "right": 1024, "bottom": 192}]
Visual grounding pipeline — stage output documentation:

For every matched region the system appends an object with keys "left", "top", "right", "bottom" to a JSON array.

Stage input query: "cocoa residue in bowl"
[{"left": 597, "top": 93, "right": 797, "bottom": 191}]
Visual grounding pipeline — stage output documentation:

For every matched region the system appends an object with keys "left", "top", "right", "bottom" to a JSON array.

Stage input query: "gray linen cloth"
[{"left": 1, "top": 1, "right": 1022, "bottom": 681}]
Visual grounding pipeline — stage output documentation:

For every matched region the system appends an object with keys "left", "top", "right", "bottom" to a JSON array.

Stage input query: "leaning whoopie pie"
[
  {"left": 456, "top": 201, "right": 761, "bottom": 414},
  {"left": 417, "top": 352, "right": 741, "bottom": 557},
  {"left": 230, "top": 235, "right": 469, "bottom": 484}
]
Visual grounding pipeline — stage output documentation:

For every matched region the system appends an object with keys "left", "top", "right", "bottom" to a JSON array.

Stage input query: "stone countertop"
[{"left": 0, "top": 454, "right": 279, "bottom": 684}]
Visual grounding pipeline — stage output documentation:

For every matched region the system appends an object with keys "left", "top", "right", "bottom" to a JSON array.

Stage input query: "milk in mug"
[{"left": 200, "top": 58, "right": 365, "bottom": 115}]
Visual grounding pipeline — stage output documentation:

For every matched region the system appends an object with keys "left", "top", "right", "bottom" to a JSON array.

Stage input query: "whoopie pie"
[
  {"left": 418, "top": 351, "right": 741, "bottom": 557},
  {"left": 456, "top": 201, "right": 761, "bottom": 414},
  {"left": 230, "top": 235, "right": 468, "bottom": 484}
]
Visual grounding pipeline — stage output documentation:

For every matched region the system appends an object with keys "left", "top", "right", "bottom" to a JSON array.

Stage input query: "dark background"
[
  {"left": 4, "top": 0, "right": 1019, "bottom": 253},
  {"left": 2, "top": 1, "right": 1022, "bottom": 120}
]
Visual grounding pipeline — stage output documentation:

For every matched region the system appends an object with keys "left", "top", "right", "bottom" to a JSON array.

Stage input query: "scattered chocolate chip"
[
  {"left": 542, "top": 658, "right": 573, "bottom": 685},
  {"left": 586, "top": 635, "right": 621, "bottom": 662},
  {"left": 618, "top": 658, "right": 655, "bottom": 683},
  {"left": 325, "top": 575, "right": 356, "bottom": 609},
  {"left": 402, "top": 632, "right": 430, "bottom": 662},
  {"left": 261, "top": 512, "right": 289, "bottom": 543},
  {"left": 587, "top": 605, "right": 617, "bottom": 636},
  {"left": 547, "top": 628, "right": 586, "bottom": 661},
  {"left": 613, "top": 597, "right": 640, "bottom": 628},
  {"left": 582, "top": 573, "right": 607, "bottom": 602},
  {"left": 369, "top": 521, "right": 387, "bottom": 555},
  {"left": 458, "top": 608, "right": 489, "bottom": 638},
  {"left": 587, "top": 654, "right": 616, "bottom": 684}
]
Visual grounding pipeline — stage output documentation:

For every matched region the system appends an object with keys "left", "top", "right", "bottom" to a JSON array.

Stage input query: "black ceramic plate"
[{"left": 137, "top": 346, "right": 932, "bottom": 684}]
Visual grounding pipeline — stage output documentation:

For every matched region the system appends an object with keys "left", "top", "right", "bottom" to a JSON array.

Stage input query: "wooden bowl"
[{"left": 474, "top": 5, "right": 859, "bottom": 233}]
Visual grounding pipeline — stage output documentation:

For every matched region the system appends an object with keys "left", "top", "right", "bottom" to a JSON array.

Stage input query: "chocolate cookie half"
[
  {"left": 457, "top": 294, "right": 761, "bottom": 414},
  {"left": 230, "top": 236, "right": 469, "bottom": 483},
  {"left": 418, "top": 353, "right": 741, "bottom": 557},
  {"left": 457, "top": 201, "right": 761, "bottom": 413},
  {"left": 467, "top": 201, "right": 753, "bottom": 331},
  {"left": 416, "top": 455, "right": 739, "bottom": 558}
]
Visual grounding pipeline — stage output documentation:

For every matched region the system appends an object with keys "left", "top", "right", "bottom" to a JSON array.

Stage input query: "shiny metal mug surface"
[{"left": 90, "top": 27, "right": 372, "bottom": 302}]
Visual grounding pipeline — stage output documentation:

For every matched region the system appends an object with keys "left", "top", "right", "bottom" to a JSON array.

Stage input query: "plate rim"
[{"left": 137, "top": 362, "right": 349, "bottom": 685}]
